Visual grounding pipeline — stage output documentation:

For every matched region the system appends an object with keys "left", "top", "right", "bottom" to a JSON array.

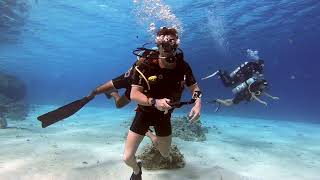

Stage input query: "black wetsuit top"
[
  {"left": 131, "top": 52, "right": 197, "bottom": 112},
  {"left": 112, "top": 49, "right": 192, "bottom": 100}
]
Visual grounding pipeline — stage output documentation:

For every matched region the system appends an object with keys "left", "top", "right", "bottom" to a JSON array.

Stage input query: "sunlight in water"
[
  {"left": 132, "top": 0, "right": 183, "bottom": 36},
  {"left": 207, "top": 1, "right": 229, "bottom": 53}
]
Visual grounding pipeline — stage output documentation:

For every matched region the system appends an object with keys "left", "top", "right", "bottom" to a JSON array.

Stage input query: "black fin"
[{"left": 37, "top": 97, "right": 91, "bottom": 128}]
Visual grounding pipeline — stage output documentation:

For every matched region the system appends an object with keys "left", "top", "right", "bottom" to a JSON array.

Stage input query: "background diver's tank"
[
  {"left": 229, "top": 62, "right": 248, "bottom": 78},
  {"left": 232, "top": 77, "right": 255, "bottom": 94}
]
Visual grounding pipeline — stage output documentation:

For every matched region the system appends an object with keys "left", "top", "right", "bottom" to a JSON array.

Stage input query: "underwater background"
[
  {"left": 1, "top": 0, "right": 320, "bottom": 180},
  {"left": 1, "top": 0, "right": 320, "bottom": 121}
]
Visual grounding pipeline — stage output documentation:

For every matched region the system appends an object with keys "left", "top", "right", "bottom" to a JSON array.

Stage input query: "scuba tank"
[
  {"left": 229, "top": 62, "right": 248, "bottom": 78},
  {"left": 232, "top": 77, "right": 255, "bottom": 94}
]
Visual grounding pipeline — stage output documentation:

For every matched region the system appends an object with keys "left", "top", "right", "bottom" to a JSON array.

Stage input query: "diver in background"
[
  {"left": 209, "top": 77, "right": 279, "bottom": 107},
  {"left": 202, "top": 59, "right": 265, "bottom": 87}
]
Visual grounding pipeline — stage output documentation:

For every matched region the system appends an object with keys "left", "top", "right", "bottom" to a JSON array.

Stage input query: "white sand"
[{"left": 0, "top": 105, "right": 319, "bottom": 180}]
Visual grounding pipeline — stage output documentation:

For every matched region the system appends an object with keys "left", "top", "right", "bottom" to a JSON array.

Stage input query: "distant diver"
[
  {"left": 203, "top": 59, "right": 278, "bottom": 110},
  {"left": 202, "top": 59, "right": 265, "bottom": 87},
  {"left": 208, "top": 76, "right": 279, "bottom": 107}
]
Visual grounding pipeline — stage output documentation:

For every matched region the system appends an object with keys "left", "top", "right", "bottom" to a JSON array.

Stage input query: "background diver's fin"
[
  {"left": 201, "top": 70, "right": 219, "bottom": 80},
  {"left": 37, "top": 97, "right": 91, "bottom": 128}
]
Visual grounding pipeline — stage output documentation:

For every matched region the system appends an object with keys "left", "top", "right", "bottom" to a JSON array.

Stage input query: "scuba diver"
[
  {"left": 202, "top": 59, "right": 265, "bottom": 87},
  {"left": 37, "top": 27, "right": 196, "bottom": 129},
  {"left": 209, "top": 76, "right": 279, "bottom": 107},
  {"left": 122, "top": 27, "right": 201, "bottom": 180}
]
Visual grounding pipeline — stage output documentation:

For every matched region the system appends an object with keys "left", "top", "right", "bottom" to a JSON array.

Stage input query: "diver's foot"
[{"left": 130, "top": 162, "right": 142, "bottom": 180}]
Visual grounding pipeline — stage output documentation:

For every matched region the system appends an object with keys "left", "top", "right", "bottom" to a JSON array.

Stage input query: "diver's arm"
[
  {"left": 251, "top": 93, "right": 268, "bottom": 106},
  {"left": 130, "top": 85, "right": 152, "bottom": 106},
  {"left": 263, "top": 92, "right": 279, "bottom": 100},
  {"left": 130, "top": 85, "right": 172, "bottom": 111},
  {"left": 187, "top": 83, "right": 201, "bottom": 122}
]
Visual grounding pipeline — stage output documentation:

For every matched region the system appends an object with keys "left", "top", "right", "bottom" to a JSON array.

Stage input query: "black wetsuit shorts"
[
  {"left": 130, "top": 111, "right": 172, "bottom": 137},
  {"left": 111, "top": 72, "right": 132, "bottom": 100}
]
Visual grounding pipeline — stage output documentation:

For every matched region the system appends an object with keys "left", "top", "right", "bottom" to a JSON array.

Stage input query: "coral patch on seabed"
[
  {"left": 137, "top": 144, "right": 185, "bottom": 170},
  {"left": 172, "top": 116, "right": 209, "bottom": 142},
  {"left": 0, "top": 72, "right": 29, "bottom": 123}
]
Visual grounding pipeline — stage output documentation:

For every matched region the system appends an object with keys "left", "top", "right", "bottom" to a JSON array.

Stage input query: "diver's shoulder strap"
[{"left": 134, "top": 66, "right": 150, "bottom": 90}]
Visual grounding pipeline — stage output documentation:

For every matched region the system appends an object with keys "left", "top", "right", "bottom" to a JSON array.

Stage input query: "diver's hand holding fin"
[{"left": 37, "top": 97, "right": 92, "bottom": 128}]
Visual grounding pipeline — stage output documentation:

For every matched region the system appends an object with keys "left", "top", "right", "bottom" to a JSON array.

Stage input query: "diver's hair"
[{"left": 156, "top": 27, "right": 178, "bottom": 37}]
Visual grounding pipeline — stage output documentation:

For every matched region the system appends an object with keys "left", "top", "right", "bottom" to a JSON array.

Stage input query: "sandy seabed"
[{"left": 0, "top": 105, "right": 319, "bottom": 180}]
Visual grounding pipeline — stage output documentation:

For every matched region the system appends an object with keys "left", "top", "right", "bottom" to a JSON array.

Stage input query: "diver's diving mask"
[{"left": 156, "top": 35, "right": 180, "bottom": 63}]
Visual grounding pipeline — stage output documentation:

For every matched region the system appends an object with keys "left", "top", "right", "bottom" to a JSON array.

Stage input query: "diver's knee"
[{"left": 123, "top": 154, "right": 134, "bottom": 164}]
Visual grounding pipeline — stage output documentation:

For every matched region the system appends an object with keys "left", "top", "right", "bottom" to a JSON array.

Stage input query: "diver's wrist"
[{"left": 149, "top": 98, "right": 156, "bottom": 107}]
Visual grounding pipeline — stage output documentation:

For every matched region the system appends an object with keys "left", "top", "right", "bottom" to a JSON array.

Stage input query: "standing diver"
[
  {"left": 202, "top": 59, "right": 265, "bottom": 87},
  {"left": 124, "top": 26, "right": 201, "bottom": 180},
  {"left": 209, "top": 76, "right": 279, "bottom": 107}
]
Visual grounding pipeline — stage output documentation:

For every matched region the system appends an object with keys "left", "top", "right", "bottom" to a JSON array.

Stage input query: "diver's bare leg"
[
  {"left": 114, "top": 95, "right": 130, "bottom": 108},
  {"left": 157, "top": 135, "right": 172, "bottom": 159},
  {"left": 145, "top": 132, "right": 171, "bottom": 160},
  {"left": 216, "top": 99, "right": 234, "bottom": 106},
  {"left": 123, "top": 130, "right": 144, "bottom": 174},
  {"left": 100, "top": 80, "right": 118, "bottom": 98},
  {"left": 145, "top": 130, "right": 159, "bottom": 147},
  {"left": 96, "top": 80, "right": 117, "bottom": 93}
]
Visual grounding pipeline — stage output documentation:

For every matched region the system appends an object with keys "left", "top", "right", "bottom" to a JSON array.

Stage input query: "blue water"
[
  {"left": 1, "top": 1, "right": 320, "bottom": 179},
  {"left": 1, "top": 0, "right": 319, "bottom": 122}
]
